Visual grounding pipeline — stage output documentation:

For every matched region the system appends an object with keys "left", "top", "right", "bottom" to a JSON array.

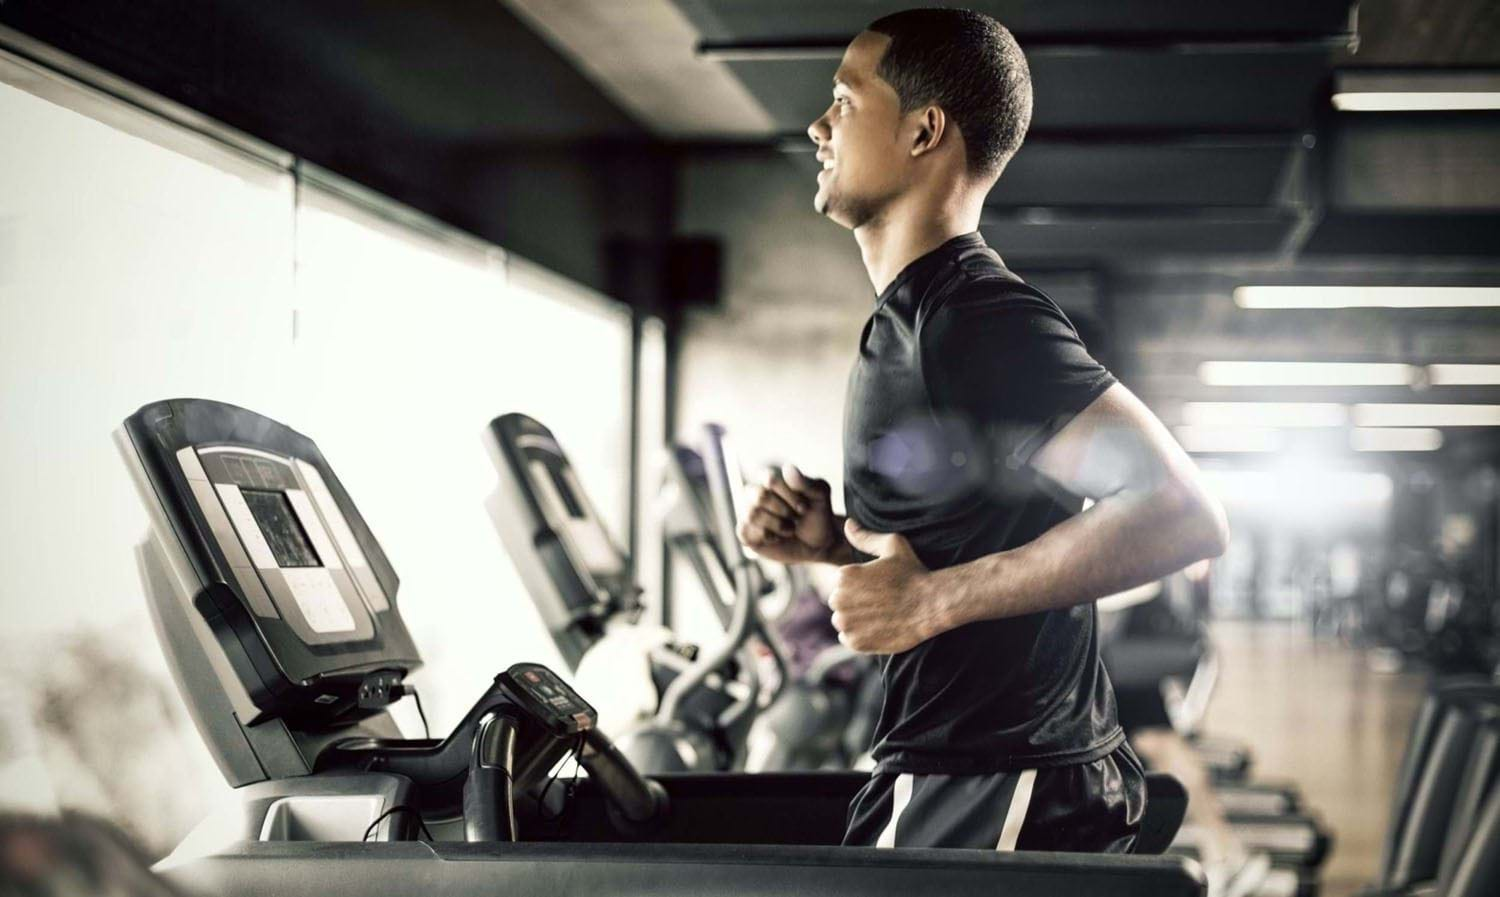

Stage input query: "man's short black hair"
[{"left": 867, "top": 8, "right": 1032, "bottom": 179}]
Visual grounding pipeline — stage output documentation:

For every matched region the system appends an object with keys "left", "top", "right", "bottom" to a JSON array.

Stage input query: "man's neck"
[{"left": 853, "top": 191, "right": 985, "bottom": 295}]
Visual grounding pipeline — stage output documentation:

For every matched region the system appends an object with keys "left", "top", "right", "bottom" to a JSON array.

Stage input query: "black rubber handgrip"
[{"left": 463, "top": 712, "right": 519, "bottom": 841}]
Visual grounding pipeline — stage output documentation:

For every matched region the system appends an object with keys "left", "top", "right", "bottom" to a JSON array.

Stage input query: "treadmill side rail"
[{"left": 160, "top": 841, "right": 1204, "bottom": 897}]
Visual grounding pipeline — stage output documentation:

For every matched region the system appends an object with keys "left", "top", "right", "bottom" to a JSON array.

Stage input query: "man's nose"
[{"left": 807, "top": 115, "right": 828, "bottom": 147}]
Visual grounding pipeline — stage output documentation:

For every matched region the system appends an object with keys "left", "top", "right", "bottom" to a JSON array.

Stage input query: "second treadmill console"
[{"left": 498, "top": 663, "right": 597, "bottom": 738}]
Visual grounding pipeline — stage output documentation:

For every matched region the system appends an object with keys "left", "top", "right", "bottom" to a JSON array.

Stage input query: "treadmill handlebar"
[
  {"left": 326, "top": 664, "right": 670, "bottom": 840},
  {"left": 319, "top": 677, "right": 516, "bottom": 786},
  {"left": 463, "top": 711, "right": 519, "bottom": 842},
  {"left": 580, "top": 727, "right": 669, "bottom": 829}
]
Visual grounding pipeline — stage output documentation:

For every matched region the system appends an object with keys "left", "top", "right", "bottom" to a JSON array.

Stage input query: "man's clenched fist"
[
  {"left": 738, "top": 464, "right": 845, "bottom": 566},
  {"left": 830, "top": 519, "right": 950, "bottom": 655}
]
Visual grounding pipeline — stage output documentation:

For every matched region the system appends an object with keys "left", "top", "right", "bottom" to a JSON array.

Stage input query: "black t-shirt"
[{"left": 843, "top": 231, "right": 1123, "bottom": 775}]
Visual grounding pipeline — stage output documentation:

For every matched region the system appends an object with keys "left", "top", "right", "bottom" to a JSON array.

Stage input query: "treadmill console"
[
  {"left": 486, "top": 413, "right": 641, "bottom": 670},
  {"left": 498, "top": 662, "right": 597, "bottom": 738},
  {"left": 181, "top": 444, "right": 380, "bottom": 648},
  {"left": 120, "top": 399, "right": 422, "bottom": 775}
]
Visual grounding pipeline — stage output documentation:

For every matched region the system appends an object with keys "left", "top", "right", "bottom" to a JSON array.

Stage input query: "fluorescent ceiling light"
[
  {"left": 1234, "top": 286, "right": 1500, "bottom": 309},
  {"left": 1350, "top": 428, "right": 1444, "bottom": 452},
  {"left": 1332, "top": 70, "right": 1500, "bottom": 112},
  {"left": 1182, "top": 402, "right": 1347, "bottom": 428},
  {"left": 1173, "top": 426, "right": 1283, "bottom": 453},
  {"left": 1201, "top": 469, "right": 1393, "bottom": 508},
  {"left": 1428, "top": 364, "right": 1500, "bottom": 386},
  {"left": 1197, "top": 361, "right": 1500, "bottom": 387},
  {"left": 1333, "top": 92, "right": 1500, "bottom": 111},
  {"left": 1198, "top": 361, "right": 1414, "bottom": 387},
  {"left": 1353, "top": 404, "right": 1500, "bottom": 427}
]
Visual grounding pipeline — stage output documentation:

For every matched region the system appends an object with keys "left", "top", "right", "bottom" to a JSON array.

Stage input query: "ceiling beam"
[
  {"left": 698, "top": 31, "right": 1355, "bottom": 62},
  {"left": 501, "top": 0, "right": 773, "bottom": 138}
]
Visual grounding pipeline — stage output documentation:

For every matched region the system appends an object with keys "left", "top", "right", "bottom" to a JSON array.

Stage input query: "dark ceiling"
[
  {"left": 6, "top": 0, "right": 1496, "bottom": 271},
  {"left": 670, "top": 0, "right": 1500, "bottom": 264},
  {"left": 2, "top": 0, "right": 1498, "bottom": 461},
  {"left": 661, "top": 0, "right": 1500, "bottom": 462}
]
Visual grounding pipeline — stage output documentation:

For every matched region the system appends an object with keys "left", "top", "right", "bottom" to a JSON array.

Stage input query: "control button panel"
[{"left": 498, "top": 662, "right": 597, "bottom": 736}]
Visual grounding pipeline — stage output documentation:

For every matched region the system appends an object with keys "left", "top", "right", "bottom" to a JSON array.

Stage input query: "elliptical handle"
[
  {"left": 657, "top": 424, "right": 764, "bottom": 723},
  {"left": 699, "top": 423, "right": 748, "bottom": 566}
]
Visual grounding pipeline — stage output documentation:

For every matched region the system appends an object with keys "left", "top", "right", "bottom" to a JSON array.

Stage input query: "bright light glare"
[
  {"left": 1234, "top": 286, "right": 1500, "bottom": 309},
  {"left": 1201, "top": 468, "right": 1393, "bottom": 512},
  {"left": 1350, "top": 428, "right": 1444, "bottom": 452},
  {"left": 1174, "top": 426, "right": 1282, "bottom": 453},
  {"left": 1181, "top": 402, "right": 1347, "bottom": 428},
  {"left": 1198, "top": 361, "right": 1414, "bottom": 387},
  {"left": 1333, "top": 92, "right": 1500, "bottom": 111},
  {"left": 1428, "top": 364, "right": 1500, "bottom": 386},
  {"left": 1353, "top": 404, "right": 1500, "bottom": 427}
]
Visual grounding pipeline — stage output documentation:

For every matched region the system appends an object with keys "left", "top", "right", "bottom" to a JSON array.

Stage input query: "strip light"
[
  {"left": 1333, "top": 92, "right": 1500, "bottom": 111},
  {"left": 1199, "top": 361, "right": 1500, "bottom": 387},
  {"left": 1173, "top": 426, "right": 1283, "bottom": 453},
  {"left": 1201, "top": 469, "right": 1393, "bottom": 507},
  {"left": 1181, "top": 402, "right": 1347, "bottom": 428},
  {"left": 1198, "top": 361, "right": 1414, "bottom": 386},
  {"left": 1429, "top": 364, "right": 1500, "bottom": 386},
  {"left": 1235, "top": 286, "right": 1500, "bottom": 309},
  {"left": 1353, "top": 404, "right": 1500, "bottom": 427},
  {"left": 1332, "top": 71, "right": 1500, "bottom": 112},
  {"left": 1350, "top": 428, "right": 1445, "bottom": 452}
]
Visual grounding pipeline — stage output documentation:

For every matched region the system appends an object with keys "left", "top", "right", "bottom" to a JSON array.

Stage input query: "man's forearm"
[{"left": 928, "top": 484, "right": 1227, "bottom": 629}]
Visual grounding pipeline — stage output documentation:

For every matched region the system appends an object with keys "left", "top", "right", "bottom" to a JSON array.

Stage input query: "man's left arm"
[{"left": 830, "top": 382, "right": 1229, "bottom": 653}]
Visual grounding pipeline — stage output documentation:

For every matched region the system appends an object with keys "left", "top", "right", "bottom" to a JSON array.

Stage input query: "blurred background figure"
[
  {"left": 1, "top": 682, "right": 185, "bottom": 897},
  {"left": 0, "top": 812, "right": 189, "bottom": 897}
]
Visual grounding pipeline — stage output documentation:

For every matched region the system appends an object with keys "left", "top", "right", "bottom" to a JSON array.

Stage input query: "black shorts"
[{"left": 842, "top": 744, "right": 1146, "bottom": 852}]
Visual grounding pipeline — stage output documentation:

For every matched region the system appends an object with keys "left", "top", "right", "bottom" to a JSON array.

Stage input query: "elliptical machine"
[
  {"left": 661, "top": 442, "right": 882, "bottom": 771},
  {"left": 486, "top": 413, "right": 768, "bottom": 772}
]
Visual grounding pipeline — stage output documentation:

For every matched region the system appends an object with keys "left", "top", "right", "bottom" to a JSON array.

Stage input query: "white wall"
[
  {"left": 0, "top": 55, "right": 630, "bottom": 853},
  {"left": 668, "top": 152, "right": 873, "bottom": 641}
]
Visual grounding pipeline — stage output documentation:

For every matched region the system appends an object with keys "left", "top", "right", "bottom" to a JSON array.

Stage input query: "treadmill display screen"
[{"left": 241, "top": 489, "right": 321, "bottom": 568}]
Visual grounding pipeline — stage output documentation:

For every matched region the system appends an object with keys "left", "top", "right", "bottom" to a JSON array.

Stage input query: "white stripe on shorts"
[
  {"left": 875, "top": 773, "right": 914, "bottom": 849},
  {"left": 995, "top": 768, "right": 1037, "bottom": 851}
]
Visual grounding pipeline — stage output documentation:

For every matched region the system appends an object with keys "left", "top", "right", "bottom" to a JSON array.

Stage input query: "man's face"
[{"left": 806, "top": 31, "right": 912, "bottom": 229}]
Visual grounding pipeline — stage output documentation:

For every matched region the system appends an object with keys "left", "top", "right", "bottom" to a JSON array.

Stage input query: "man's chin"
[{"left": 814, "top": 192, "right": 855, "bottom": 229}]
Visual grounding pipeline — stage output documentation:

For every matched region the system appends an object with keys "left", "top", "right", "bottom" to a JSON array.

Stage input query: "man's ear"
[{"left": 910, "top": 105, "right": 946, "bottom": 158}]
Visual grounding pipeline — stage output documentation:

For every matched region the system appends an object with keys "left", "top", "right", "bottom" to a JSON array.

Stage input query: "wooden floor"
[{"left": 1202, "top": 621, "right": 1427, "bottom": 897}]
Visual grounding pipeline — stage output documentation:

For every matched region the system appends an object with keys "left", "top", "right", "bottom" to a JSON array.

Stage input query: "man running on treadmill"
[{"left": 737, "top": 8, "right": 1229, "bottom": 852}]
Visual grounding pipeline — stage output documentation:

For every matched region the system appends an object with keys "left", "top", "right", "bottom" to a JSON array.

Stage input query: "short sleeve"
[{"left": 919, "top": 283, "right": 1115, "bottom": 469}]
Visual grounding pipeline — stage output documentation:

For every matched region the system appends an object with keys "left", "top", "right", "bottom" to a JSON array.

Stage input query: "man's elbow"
[
  {"left": 1161, "top": 479, "right": 1230, "bottom": 561},
  {"left": 1198, "top": 491, "right": 1231, "bottom": 559}
]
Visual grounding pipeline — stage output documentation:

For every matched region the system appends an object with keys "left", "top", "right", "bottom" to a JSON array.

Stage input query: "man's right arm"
[{"left": 738, "top": 465, "right": 861, "bottom": 566}]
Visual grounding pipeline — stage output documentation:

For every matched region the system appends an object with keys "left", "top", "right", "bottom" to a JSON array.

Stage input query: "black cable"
[
  {"left": 410, "top": 687, "right": 430, "bottom": 740},
  {"left": 537, "top": 733, "right": 587, "bottom": 825},
  {"left": 558, "top": 734, "right": 586, "bottom": 838},
  {"left": 362, "top": 805, "right": 433, "bottom": 842},
  {"left": 391, "top": 684, "right": 431, "bottom": 739}
]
